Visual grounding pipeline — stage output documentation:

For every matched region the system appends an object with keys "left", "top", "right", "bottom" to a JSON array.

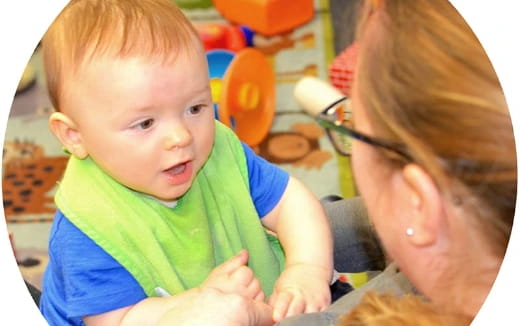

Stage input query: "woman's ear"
[
  {"left": 401, "top": 163, "right": 444, "bottom": 248},
  {"left": 49, "top": 112, "right": 88, "bottom": 159}
]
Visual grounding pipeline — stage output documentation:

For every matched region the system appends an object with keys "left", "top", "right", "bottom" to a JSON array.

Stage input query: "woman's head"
[
  {"left": 42, "top": 0, "right": 202, "bottom": 112},
  {"left": 350, "top": 0, "right": 516, "bottom": 316}
]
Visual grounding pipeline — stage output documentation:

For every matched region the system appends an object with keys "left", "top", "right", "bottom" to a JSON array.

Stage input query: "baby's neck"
[
  {"left": 156, "top": 198, "right": 178, "bottom": 208},
  {"left": 143, "top": 193, "right": 178, "bottom": 208}
]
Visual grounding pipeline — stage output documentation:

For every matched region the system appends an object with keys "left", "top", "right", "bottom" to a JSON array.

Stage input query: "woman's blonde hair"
[
  {"left": 42, "top": 0, "right": 200, "bottom": 111},
  {"left": 336, "top": 291, "right": 472, "bottom": 326},
  {"left": 355, "top": 0, "right": 516, "bottom": 258}
]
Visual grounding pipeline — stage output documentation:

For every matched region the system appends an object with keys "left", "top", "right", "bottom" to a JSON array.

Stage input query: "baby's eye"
[
  {"left": 187, "top": 105, "right": 204, "bottom": 115},
  {"left": 134, "top": 119, "right": 154, "bottom": 130}
]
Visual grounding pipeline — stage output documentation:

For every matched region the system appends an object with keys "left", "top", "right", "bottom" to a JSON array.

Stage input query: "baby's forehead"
[
  {"left": 69, "top": 36, "right": 204, "bottom": 80},
  {"left": 84, "top": 30, "right": 202, "bottom": 63},
  {"left": 60, "top": 46, "right": 208, "bottom": 110}
]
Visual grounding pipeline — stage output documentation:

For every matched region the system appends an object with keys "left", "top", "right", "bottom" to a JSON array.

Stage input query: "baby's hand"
[
  {"left": 202, "top": 249, "right": 265, "bottom": 301},
  {"left": 268, "top": 263, "right": 331, "bottom": 322}
]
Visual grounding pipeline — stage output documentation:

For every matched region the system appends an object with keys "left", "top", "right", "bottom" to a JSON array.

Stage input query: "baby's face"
[{"left": 62, "top": 50, "right": 215, "bottom": 201}]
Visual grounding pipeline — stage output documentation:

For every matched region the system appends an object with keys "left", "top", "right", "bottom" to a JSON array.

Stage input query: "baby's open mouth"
[
  {"left": 165, "top": 163, "right": 186, "bottom": 175},
  {"left": 162, "top": 160, "right": 193, "bottom": 185}
]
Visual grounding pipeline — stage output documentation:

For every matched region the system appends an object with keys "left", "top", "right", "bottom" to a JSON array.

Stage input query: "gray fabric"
[
  {"left": 276, "top": 198, "right": 417, "bottom": 326},
  {"left": 327, "top": 263, "right": 417, "bottom": 315},
  {"left": 277, "top": 263, "right": 416, "bottom": 325},
  {"left": 323, "top": 197, "right": 386, "bottom": 273}
]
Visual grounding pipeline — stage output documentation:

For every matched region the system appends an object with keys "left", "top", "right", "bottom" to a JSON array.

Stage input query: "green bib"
[{"left": 55, "top": 121, "right": 285, "bottom": 297}]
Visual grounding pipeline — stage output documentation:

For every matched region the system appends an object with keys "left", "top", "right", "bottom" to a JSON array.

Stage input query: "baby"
[{"left": 38, "top": 0, "right": 333, "bottom": 325}]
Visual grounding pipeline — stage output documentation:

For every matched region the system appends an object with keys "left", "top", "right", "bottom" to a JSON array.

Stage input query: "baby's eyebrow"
[
  {"left": 188, "top": 87, "right": 212, "bottom": 103},
  {"left": 194, "top": 84, "right": 211, "bottom": 95},
  {"left": 129, "top": 105, "right": 155, "bottom": 114},
  {"left": 137, "top": 102, "right": 153, "bottom": 110}
]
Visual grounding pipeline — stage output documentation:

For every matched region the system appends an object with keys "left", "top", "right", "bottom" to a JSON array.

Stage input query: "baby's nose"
[{"left": 163, "top": 124, "right": 192, "bottom": 150}]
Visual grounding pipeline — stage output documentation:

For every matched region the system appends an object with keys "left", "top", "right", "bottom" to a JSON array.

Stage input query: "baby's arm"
[
  {"left": 261, "top": 176, "right": 334, "bottom": 322},
  {"left": 83, "top": 250, "right": 265, "bottom": 326}
]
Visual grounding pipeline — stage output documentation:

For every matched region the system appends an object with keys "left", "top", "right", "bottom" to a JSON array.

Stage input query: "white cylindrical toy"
[{"left": 293, "top": 76, "right": 345, "bottom": 116}]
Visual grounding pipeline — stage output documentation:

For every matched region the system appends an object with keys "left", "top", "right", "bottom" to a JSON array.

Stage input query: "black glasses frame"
[{"left": 316, "top": 97, "right": 412, "bottom": 161}]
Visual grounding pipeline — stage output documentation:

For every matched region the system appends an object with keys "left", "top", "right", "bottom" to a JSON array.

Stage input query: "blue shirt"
[{"left": 39, "top": 143, "right": 289, "bottom": 325}]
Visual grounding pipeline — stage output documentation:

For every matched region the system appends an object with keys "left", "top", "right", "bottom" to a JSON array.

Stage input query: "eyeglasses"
[{"left": 316, "top": 97, "right": 412, "bottom": 161}]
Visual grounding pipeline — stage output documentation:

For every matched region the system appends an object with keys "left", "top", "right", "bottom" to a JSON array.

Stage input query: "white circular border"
[
  {"left": 0, "top": 0, "right": 518, "bottom": 324},
  {"left": 450, "top": 0, "right": 520, "bottom": 324},
  {"left": 0, "top": 1, "right": 68, "bottom": 324}
]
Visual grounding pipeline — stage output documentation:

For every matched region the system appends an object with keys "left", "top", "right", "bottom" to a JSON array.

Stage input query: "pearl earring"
[{"left": 405, "top": 227, "right": 414, "bottom": 236}]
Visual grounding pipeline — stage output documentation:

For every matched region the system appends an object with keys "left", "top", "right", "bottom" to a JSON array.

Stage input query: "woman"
[{"left": 279, "top": 0, "right": 516, "bottom": 324}]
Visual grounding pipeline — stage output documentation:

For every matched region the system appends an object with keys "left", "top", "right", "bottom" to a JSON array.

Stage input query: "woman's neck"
[{"left": 434, "top": 250, "right": 502, "bottom": 317}]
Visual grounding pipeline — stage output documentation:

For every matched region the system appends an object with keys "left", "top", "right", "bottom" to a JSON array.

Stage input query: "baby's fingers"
[
  {"left": 246, "top": 276, "right": 264, "bottom": 301},
  {"left": 270, "top": 291, "right": 305, "bottom": 322},
  {"left": 204, "top": 250, "right": 248, "bottom": 286},
  {"left": 305, "top": 291, "right": 331, "bottom": 313},
  {"left": 230, "top": 265, "right": 264, "bottom": 300},
  {"left": 303, "top": 301, "right": 326, "bottom": 314},
  {"left": 230, "top": 264, "right": 255, "bottom": 285},
  {"left": 284, "top": 296, "right": 305, "bottom": 320},
  {"left": 215, "top": 250, "right": 249, "bottom": 275},
  {"left": 269, "top": 291, "right": 290, "bottom": 322},
  {"left": 254, "top": 289, "right": 265, "bottom": 302}
]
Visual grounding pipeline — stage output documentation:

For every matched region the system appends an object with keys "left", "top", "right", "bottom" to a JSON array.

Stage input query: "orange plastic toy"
[
  {"left": 218, "top": 48, "right": 276, "bottom": 146},
  {"left": 212, "top": 0, "right": 314, "bottom": 36}
]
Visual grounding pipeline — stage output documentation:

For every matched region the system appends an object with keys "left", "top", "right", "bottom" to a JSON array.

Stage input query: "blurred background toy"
[
  {"left": 255, "top": 121, "right": 333, "bottom": 170},
  {"left": 212, "top": 0, "right": 315, "bottom": 36},
  {"left": 206, "top": 49, "right": 235, "bottom": 121},
  {"left": 294, "top": 76, "right": 345, "bottom": 116},
  {"left": 207, "top": 48, "right": 276, "bottom": 147},
  {"left": 328, "top": 42, "right": 358, "bottom": 96},
  {"left": 195, "top": 23, "right": 254, "bottom": 52}
]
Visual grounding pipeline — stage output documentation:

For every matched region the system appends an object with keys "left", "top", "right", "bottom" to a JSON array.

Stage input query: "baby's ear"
[{"left": 49, "top": 112, "right": 88, "bottom": 159}]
